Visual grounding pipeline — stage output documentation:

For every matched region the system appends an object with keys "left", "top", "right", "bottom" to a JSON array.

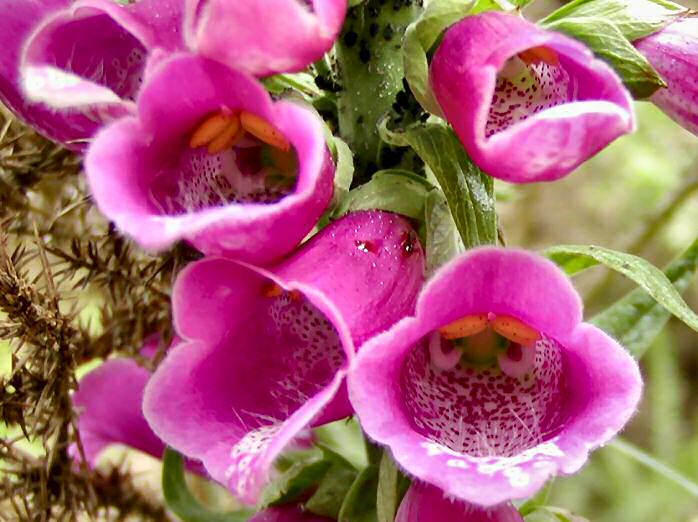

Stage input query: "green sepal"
[{"left": 162, "top": 448, "right": 253, "bottom": 522}]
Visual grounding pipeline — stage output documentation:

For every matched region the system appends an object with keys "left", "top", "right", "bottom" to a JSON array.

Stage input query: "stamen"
[
  {"left": 491, "top": 315, "right": 540, "bottom": 347},
  {"left": 429, "top": 332, "right": 461, "bottom": 371},
  {"left": 262, "top": 282, "right": 284, "bottom": 298},
  {"left": 207, "top": 116, "right": 242, "bottom": 154},
  {"left": 439, "top": 314, "right": 488, "bottom": 340},
  {"left": 189, "top": 112, "right": 235, "bottom": 149},
  {"left": 518, "top": 46, "right": 559, "bottom": 66},
  {"left": 240, "top": 111, "right": 290, "bottom": 152}
]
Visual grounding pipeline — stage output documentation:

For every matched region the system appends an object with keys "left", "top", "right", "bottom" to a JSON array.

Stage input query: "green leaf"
[
  {"left": 331, "top": 137, "right": 355, "bottom": 209},
  {"left": 400, "top": 123, "right": 496, "bottom": 248},
  {"left": 540, "top": 0, "right": 690, "bottom": 41},
  {"left": 403, "top": 0, "right": 476, "bottom": 115},
  {"left": 376, "top": 452, "right": 410, "bottom": 522},
  {"left": 589, "top": 239, "right": 698, "bottom": 358},
  {"left": 338, "top": 466, "right": 380, "bottom": 522},
  {"left": 543, "top": 16, "right": 665, "bottom": 98},
  {"left": 305, "top": 461, "right": 359, "bottom": 519},
  {"left": 524, "top": 507, "right": 589, "bottom": 522},
  {"left": 162, "top": 448, "right": 252, "bottom": 522},
  {"left": 263, "top": 72, "right": 322, "bottom": 100},
  {"left": 424, "top": 189, "right": 465, "bottom": 275},
  {"left": 261, "top": 447, "right": 332, "bottom": 506},
  {"left": 314, "top": 418, "right": 369, "bottom": 471},
  {"left": 334, "top": 169, "right": 433, "bottom": 220},
  {"left": 544, "top": 243, "right": 698, "bottom": 347}
]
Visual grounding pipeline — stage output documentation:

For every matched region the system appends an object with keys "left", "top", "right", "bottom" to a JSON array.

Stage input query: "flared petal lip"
[
  {"left": 348, "top": 247, "right": 642, "bottom": 506},
  {"left": 85, "top": 53, "right": 332, "bottom": 255}
]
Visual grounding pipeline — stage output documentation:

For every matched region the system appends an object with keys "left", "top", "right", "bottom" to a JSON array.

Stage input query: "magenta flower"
[
  {"left": 635, "top": 17, "right": 698, "bottom": 135},
  {"left": 185, "top": 0, "right": 347, "bottom": 77},
  {"left": 0, "top": 0, "right": 86, "bottom": 148},
  {"left": 348, "top": 247, "right": 642, "bottom": 507},
  {"left": 143, "top": 211, "right": 425, "bottom": 504},
  {"left": 70, "top": 357, "right": 166, "bottom": 467},
  {"left": 397, "top": 482, "right": 523, "bottom": 522},
  {"left": 22, "top": 0, "right": 183, "bottom": 109},
  {"left": 85, "top": 52, "right": 334, "bottom": 260},
  {"left": 430, "top": 12, "right": 635, "bottom": 183}
]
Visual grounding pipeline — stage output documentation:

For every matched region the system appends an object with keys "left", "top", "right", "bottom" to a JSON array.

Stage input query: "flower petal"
[
  {"left": 187, "top": 0, "right": 347, "bottom": 77},
  {"left": 85, "top": 53, "right": 334, "bottom": 262},
  {"left": 396, "top": 482, "right": 523, "bottom": 522},
  {"left": 348, "top": 247, "right": 641, "bottom": 506},
  {"left": 0, "top": 0, "right": 102, "bottom": 149},
  {"left": 144, "top": 211, "right": 424, "bottom": 504},
  {"left": 70, "top": 359, "right": 165, "bottom": 467},
  {"left": 431, "top": 12, "right": 635, "bottom": 183},
  {"left": 635, "top": 17, "right": 698, "bottom": 135}
]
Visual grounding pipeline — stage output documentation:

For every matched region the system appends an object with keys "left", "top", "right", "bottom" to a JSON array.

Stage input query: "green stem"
[
  {"left": 609, "top": 438, "right": 698, "bottom": 498},
  {"left": 336, "top": 0, "right": 420, "bottom": 179}
]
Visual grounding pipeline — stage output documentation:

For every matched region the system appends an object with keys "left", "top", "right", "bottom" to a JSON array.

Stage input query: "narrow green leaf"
[
  {"left": 543, "top": 16, "right": 665, "bottom": 98},
  {"left": 314, "top": 418, "right": 369, "bottom": 471},
  {"left": 424, "top": 189, "right": 465, "bottom": 275},
  {"left": 376, "top": 452, "right": 399, "bottom": 522},
  {"left": 545, "top": 242, "right": 698, "bottom": 345},
  {"left": 609, "top": 438, "right": 698, "bottom": 498},
  {"left": 338, "top": 466, "right": 380, "bottom": 522},
  {"left": 402, "top": 0, "right": 476, "bottom": 115},
  {"left": 540, "top": 0, "right": 689, "bottom": 41},
  {"left": 331, "top": 137, "right": 355, "bottom": 209},
  {"left": 263, "top": 72, "right": 322, "bottom": 99},
  {"left": 589, "top": 239, "right": 698, "bottom": 357},
  {"left": 401, "top": 123, "right": 496, "bottom": 248},
  {"left": 334, "top": 169, "right": 433, "bottom": 220},
  {"left": 305, "top": 461, "right": 358, "bottom": 519},
  {"left": 262, "top": 447, "right": 331, "bottom": 506},
  {"left": 162, "top": 448, "right": 252, "bottom": 522}
]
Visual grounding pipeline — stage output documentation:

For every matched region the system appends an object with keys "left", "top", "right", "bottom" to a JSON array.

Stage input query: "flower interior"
[
  {"left": 401, "top": 313, "right": 569, "bottom": 458},
  {"left": 486, "top": 45, "right": 576, "bottom": 137},
  {"left": 150, "top": 110, "right": 298, "bottom": 215}
]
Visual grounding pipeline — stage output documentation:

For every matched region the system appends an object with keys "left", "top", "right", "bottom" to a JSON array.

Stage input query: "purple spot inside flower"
[{"left": 401, "top": 335, "right": 568, "bottom": 457}]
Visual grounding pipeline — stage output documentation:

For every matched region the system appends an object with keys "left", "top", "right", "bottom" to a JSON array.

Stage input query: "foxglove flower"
[
  {"left": 0, "top": 0, "right": 89, "bottom": 148},
  {"left": 430, "top": 12, "right": 635, "bottom": 183},
  {"left": 20, "top": 0, "right": 183, "bottom": 139},
  {"left": 349, "top": 248, "right": 642, "bottom": 507},
  {"left": 184, "top": 0, "right": 348, "bottom": 77},
  {"left": 397, "top": 482, "right": 523, "bottom": 522},
  {"left": 85, "top": 53, "right": 334, "bottom": 260},
  {"left": 635, "top": 17, "right": 698, "bottom": 135},
  {"left": 70, "top": 357, "right": 166, "bottom": 467},
  {"left": 143, "top": 211, "right": 425, "bottom": 504}
]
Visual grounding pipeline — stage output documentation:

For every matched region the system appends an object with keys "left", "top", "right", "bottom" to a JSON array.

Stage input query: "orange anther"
[
  {"left": 518, "top": 46, "right": 559, "bottom": 66},
  {"left": 491, "top": 315, "right": 541, "bottom": 347},
  {"left": 189, "top": 112, "right": 235, "bottom": 148},
  {"left": 262, "top": 282, "right": 284, "bottom": 298},
  {"left": 439, "top": 314, "right": 488, "bottom": 340},
  {"left": 207, "top": 115, "right": 241, "bottom": 154},
  {"left": 240, "top": 111, "right": 290, "bottom": 152}
]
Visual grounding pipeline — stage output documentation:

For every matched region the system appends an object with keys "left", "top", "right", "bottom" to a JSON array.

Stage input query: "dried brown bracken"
[{"left": 0, "top": 108, "right": 192, "bottom": 520}]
